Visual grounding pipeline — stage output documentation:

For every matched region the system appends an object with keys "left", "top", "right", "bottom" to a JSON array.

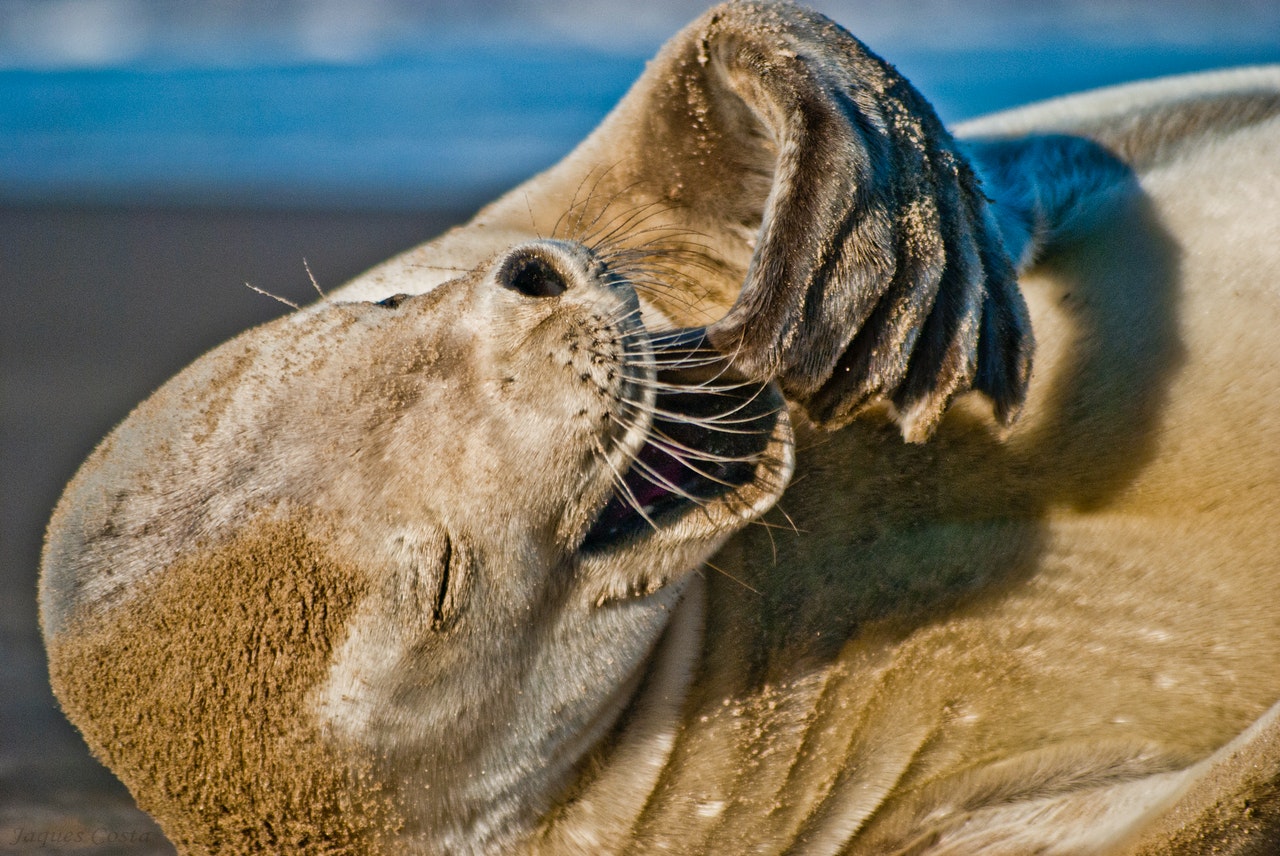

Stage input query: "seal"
[
  {"left": 41, "top": 238, "right": 793, "bottom": 851},
  {"left": 40, "top": 1, "right": 1280, "bottom": 853},
  {"left": 331, "top": 0, "right": 1037, "bottom": 443}
]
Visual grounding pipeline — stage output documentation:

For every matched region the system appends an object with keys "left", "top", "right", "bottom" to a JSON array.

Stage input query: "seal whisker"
[
  {"left": 618, "top": 328, "right": 711, "bottom": 351},
  {"left": 646, "top": 426, "right": 777, "bottom": 467},
  {"left": 584, "top": 210, "right": 687, "bottom": 253},
  {"left": 591, "top": 435, "right": 662, "bottom": 533},
  {"left": 242, "top": 281, "right": 300, "bottom": 310},
  {"left": 635, "top": 383, "right": 768, "bottom": 401},
  {"left": 603, "top": 259, "right": 709, "bottom": 291},
  {"left": 625, "top": 376, "right": 772, "bottom": 398},
  {"left": 585, "top": 302, "right": 646, "bottom": 334},
  {"left": 622, "top": 336, "right": 716, "bottom": 354},
  {"left": 632, "top": 344, "right": 727, "bottom": 363},
  {"left": 523, "top": 192, "right": 543, "bottom": 239},
  {"left": 404, "top": 263, "right": 473, "bottom": 274},
  {"left": 615, "top": 277, "right": 711, "bottom": 319},
  {"left": 553, "top": 164, "right": 608, "bottom": 239},
  {"left": 622, "top": 329, "right": 741, "bottom": 370},
  {"left": 603, "top": 256, "right": 707, "bottom": 284},
  {"left": 617, "top": 451, "right": 718, "bottom": 513},
  {"left": 594, "top": 229, "right": 720, "bottom": 269},
  {"left": 557, "top": 168, "right": 692, "bottom": 253},
  {"left": 756, "top": 503, "right": 804, "bottom": 537},
  {"left": 626, "top": 378, "right": 770, "bottom": 401},
  {"left": 617, "top": 411, "right": 782, "bottom": 439},
  {"left": 579, "top": 197, "right": 669, "bottom": 246},
  {"left": 613, "top": 396, "right": 781, "bottom": 432},
  {"left": 605, "top": 257, "right": 717, "bottom": 287},
  {"left": 554, "top": 162, "right": 629, "bottom": 240},
  {"left": 574, "top": 190, "right": 674, "bottom": 248},
  {"left": 742, "top": 515, "right": 804, "bottom": 536},
  {"left": 616, "top": 376, "right": 778, "bottom": 424},
  {"left": 603, "top": 408, "right": 772, "bottom": 469},
  {"left": 586, "top": 225, "right": 727, "bottom": 321},
  {"left": 611, "top": 340, "right": 732, "bottom": 369},
  {"left": 303, "top": 258, "right": 330, "bottom": 304},
  {"left": 626, "top": 366, "right": 747, "bottom": 385},
  {"left": 597, "top": 235, "right": 720, "bottom": 271},
  {"left": 622, "top": 359, "right": 740, "bottom": 377},
  {"left": 700, "top": 561, "right": 763, "bottom": 597},
  {"left": 614, "top": 337, "right": 723, "bottom": 357},
  {"left": 594, "top": 240, "right": 722, "bottom": 287}
]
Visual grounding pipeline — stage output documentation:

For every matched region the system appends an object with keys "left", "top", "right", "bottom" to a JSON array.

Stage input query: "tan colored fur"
[
  {"left": 47, "top": 516, "right": 396, "bottom": 853},
  {"left": 40, "top": 2, "right": 1280, "bottom": 853},
  {"left": 346, "top": 63, "right": 1280, "bottom": 853}
]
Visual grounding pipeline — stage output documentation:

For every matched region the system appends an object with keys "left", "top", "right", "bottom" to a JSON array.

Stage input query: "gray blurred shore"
[{"left": 0, "top": 202, "right": 477, "bottom": 853}]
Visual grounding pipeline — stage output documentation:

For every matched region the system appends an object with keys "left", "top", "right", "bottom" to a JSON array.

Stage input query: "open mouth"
[{"left": 580, "top": 328, "right": 784, "bottom": 552}]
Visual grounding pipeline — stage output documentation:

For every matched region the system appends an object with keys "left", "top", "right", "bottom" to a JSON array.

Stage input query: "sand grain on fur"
[{"left": 47, "top": 516, "right": 398, "bottom": 854}]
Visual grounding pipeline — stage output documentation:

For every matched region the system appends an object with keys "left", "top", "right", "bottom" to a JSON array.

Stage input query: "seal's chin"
[{"left": 580, "top": 328, "right": 790, "bottom": 554}]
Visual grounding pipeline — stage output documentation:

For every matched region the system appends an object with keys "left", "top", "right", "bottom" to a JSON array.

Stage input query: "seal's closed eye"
[{"left": 376, "top": 293, "right": 410, "bottom": 308}]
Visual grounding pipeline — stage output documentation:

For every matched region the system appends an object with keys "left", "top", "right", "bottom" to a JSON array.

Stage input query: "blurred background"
[{"left": 2, "top": 1, "right": 1278, "bottom": 851}]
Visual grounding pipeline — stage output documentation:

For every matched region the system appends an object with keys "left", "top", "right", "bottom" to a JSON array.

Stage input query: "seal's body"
[
  {"left": 572, "top": 69, "right": 1280, "bottom": 855},
  {"left": 40, "top": 2, "right": 1280, "bottom": 853}
]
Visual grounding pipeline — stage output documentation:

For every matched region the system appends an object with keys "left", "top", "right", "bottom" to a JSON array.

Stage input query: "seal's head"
[{"left": 40, "top": 239, "right": 793, "bottom": 850}]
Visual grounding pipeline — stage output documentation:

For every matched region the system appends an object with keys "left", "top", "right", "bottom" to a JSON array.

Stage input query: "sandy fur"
[
  {"left": 46, "top": 515, "right": 396, "bottom": 853},
  {"left": 335, "top": 57, "right": 1280, "bottom": 855},
  {"left": 39, "top": 2, "right": 1280, "bottom": 853}
]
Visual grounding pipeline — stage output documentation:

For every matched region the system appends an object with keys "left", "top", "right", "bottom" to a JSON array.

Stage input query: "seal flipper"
[
  {"left": 962, "top": 134, "right": 1135, "bottom": 273},
  {"left": 674, "top": 1, "right": 1036, "bottom": 441},
  {"left": 348, "top": 2, "right": 1039, "bottom": 440}
]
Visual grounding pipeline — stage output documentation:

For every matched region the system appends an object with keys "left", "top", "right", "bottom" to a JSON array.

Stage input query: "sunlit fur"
[
  {"left": 334, "top": 28, "right": 1280, "bottom": 855},
  {"left": 40, "top": 1, "right": 1280, "bottom": 853},
  {"left": 41, "top": 236, "right": 792, "bottom": 852}
]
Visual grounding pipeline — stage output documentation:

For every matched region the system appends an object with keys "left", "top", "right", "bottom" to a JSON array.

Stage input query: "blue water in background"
[
  {"left": 0, "top": 47, "right": 648, "bottom": 207},
  {"left": 2, "top": 34, "right": 1278, "bottom": 207}
]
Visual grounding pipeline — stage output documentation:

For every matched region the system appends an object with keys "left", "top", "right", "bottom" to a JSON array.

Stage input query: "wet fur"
[{"left": 40, "top": 1, "right": 1280, "bottom": 853}]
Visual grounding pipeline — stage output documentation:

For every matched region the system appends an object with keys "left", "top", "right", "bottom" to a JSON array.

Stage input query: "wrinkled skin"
[{"left": 40, "top": 2, "right": 1280, "bottom": 853}]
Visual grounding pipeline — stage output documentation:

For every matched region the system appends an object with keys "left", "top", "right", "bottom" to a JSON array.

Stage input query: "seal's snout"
[
  {"left": 493, "top": 240, "right": 634, "bottom": 303},
  {"left": 497, "top": 250, "right": 569, "bottom": 299}
]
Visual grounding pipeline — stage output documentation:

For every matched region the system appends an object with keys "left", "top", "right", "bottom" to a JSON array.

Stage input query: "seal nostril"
[{"left": 503, "top": 255, "right": 568, "bottom": 298}]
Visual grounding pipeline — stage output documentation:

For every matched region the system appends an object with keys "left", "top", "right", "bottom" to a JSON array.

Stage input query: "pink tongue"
[
  {"left": 632, "top": 479, "right": 668, "bottom": 508},
  {"left": 630, "top": 453, "right": 686, "bottom": 508}
]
